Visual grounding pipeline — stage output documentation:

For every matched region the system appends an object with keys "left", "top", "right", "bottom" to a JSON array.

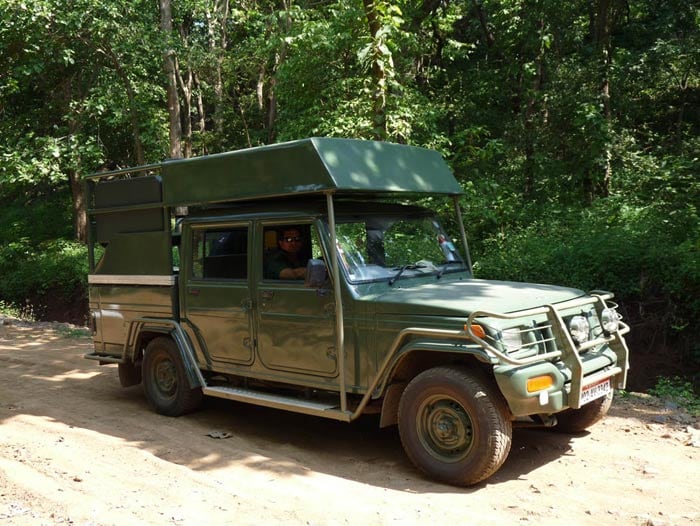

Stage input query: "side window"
[
  {"left": 192, "top": 227, "right": 248, "bottom": 280},
  {"left": 262, "top": 223, "right": 322, "bottom": 281}
]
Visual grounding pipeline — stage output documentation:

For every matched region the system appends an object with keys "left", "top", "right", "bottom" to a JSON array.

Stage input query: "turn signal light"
[
  {"left": 466, "top": 324, "right": 486, "bottom": 339},
  {"left": 527, "top": 375, "right": 554, "bottom": 393}
]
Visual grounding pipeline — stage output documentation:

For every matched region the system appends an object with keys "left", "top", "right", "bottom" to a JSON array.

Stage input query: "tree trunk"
[
  {"left": 69, "top": 167, "right": 87, "bottom": 242},
  {"left": 362, "top": 0, "right": 389, "bottom": 140},
  {"left": 588, "top": 0, "right": 623, "bottom": 199},
  {"left": 266, "top": 0, "right": 291, "bottom": 144},
  {"left": 61, "top": 78, "right": 87, "bottom": 242},
  {"left": 192, "top": 72, "right": 207, "bottom": 153},
  {"left": 206, "top": 0, "right": 229, "bottom": 142},
  {"left": 472, "top": 0, "right": 496, "bottom": 48},
  {"left": 523, "top": 18, "right": 546, "bottom": 198},
  {"left": 175, "top": 57, "right": 193, "bottom": 158},
  {"left": 160, "top": 0, "right": 182, "bottom": 159},
  {"left": 257, "top": 64, "right": 266, "bottom": 112}
]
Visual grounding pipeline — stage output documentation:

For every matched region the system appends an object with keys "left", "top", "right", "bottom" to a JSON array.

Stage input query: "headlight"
[
  {"left": 500, "top": 328, "right": 523, "bottom": 351},
  {"left": 568, "top": 315, "right": 590, "bottom": 344},
  {"left": 601, "top": 308, "right": 620, "bottom": 333}
]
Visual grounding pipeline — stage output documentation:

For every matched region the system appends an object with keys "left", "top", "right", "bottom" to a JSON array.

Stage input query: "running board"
[
  {"left": 202, "top": 385, "right": 353, "bottom": 422},
  {"left": 84, "top": 353, "right": 125, "bottom": 365}
]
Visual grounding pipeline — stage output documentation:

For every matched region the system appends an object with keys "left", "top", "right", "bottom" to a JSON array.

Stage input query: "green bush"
[
  {"left": 475, "top": 199, "right": 698, "bottom": 301},
  {"left": 0, "top": 191, "right": 73, "bottom": 245},
  {"left": 649, "top": 376, "right": 700, "bottom": 416},
  {"left": 0, "top": 239, "right": 88, "bottom": 305}
]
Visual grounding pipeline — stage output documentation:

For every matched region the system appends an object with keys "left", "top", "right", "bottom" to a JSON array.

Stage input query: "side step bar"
[
  {"left": 84, "top": 353, "right": 125, "bottom": 365},
  {"left": 202, "top": 386, "right": 353, "bottom": 422}
]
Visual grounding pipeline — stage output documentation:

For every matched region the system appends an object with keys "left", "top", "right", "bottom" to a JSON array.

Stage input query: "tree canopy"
[{"left": 0, "top": 0, "right": 698, "bottom": 384}]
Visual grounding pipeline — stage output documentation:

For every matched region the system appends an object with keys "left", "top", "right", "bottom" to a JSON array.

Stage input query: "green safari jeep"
[{"left": 85, "top": 138, "right": 630, "bottom": 486}]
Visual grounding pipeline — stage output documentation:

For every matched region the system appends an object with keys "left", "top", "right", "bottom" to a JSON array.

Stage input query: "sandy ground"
[{"left": 0, "top": 321, "right": 698, "bottom": 526}]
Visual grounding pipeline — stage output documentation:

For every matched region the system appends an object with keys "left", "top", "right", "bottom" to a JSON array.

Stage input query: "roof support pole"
[
  {"left": 325, "top": 192, "right": 347, "bottom": 412},
  {"left": 453, "top": 195, "right": 473, "bottom": 274}
]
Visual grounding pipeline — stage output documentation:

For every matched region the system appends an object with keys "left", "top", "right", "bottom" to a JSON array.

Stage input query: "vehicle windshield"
[{"left": 334, "top": 214, "right": 467, "bottom": 284}]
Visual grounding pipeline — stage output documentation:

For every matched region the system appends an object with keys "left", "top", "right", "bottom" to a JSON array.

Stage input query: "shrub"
[
  {"left": 649, "top": 376, "right": 700, "bottom": 416},
  {"left": 0, "top": 239, "right": 88, "bottom": 307}
]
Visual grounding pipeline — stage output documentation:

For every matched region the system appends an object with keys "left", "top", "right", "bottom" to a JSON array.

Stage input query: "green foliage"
[
  {"left": 649, "top": 377, "right": 700, "bottom": 416},
  {"left": 475, "top": 198, "right": 698, "bottom": 301},
  {"left": 55, "top": 325, "right": 92, "bottom": 338},
  {"left": 0, "top": 0, "right": 697, "bottom": 382},
  {"left": 0, "top": 300, "right": 36, "bottom": 322},
  {"left": 0, "top": 192, "right": 73, "bottom": 243},
  {"left": 0, "top": 239, "right": 88, "bottom": 303}
]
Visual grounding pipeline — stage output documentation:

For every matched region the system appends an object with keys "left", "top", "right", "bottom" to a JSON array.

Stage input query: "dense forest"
[{"left": 0, "top": 0, "right": 698, "bottom": 388}]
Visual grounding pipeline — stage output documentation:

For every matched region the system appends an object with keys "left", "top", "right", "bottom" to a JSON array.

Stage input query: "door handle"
[
  {"left": 189, "top": 288, "right": 200, "bottom": 296},
  {"left": 261, "top": 290, "right": 274, "bottom": 300}
]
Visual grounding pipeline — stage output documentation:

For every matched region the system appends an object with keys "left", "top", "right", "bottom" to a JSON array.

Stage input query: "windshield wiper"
[
  {"left": 436, "top": 261, "right": 464, "bottom": 279},
  {"left": 388, "top": 264, "right": 425, "bottom": 286}
]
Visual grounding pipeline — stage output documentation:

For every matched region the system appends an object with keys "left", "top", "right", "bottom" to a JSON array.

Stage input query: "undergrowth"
[{"left": 649, "top": 376, "right": 700, "bottom": 416}]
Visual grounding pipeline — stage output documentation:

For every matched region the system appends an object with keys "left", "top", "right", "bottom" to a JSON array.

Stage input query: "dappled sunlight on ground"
[{"left": 0, "top": 321, "right": 698, "bottom": 525}]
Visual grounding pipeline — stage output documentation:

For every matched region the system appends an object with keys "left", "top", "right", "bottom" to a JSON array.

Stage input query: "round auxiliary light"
[
  {"left": 601, "top": 308, "right": 620, "bottom": 333},
  {"left": 569, "top": 315, "right": 590, "bottom": 344}
]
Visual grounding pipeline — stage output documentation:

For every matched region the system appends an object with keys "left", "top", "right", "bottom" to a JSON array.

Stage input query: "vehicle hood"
[{"left": 365, "top": 277, "right": 586, "bottom": 316}]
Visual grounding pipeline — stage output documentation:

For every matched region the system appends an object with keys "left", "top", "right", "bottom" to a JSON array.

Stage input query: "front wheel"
[
  {"left": 398, "top": 366, "right": 512, "bottom": 486},
  {"left": 554, "top": 391, "right": 613, "bottom": 433},
  {"left": 142, "top": 337, "right": 203, "bottom": 416}
]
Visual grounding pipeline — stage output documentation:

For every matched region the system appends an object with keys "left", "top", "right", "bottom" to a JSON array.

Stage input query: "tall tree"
[
  {"left": 207, "top": 0, "right": 230, "bottom": 141},
  {"left": 160, "top": 0, "right": 183, "bottom": 158},
  {"left": 361, "top": 0, "right": 395, "bottom": 139},
  {"left": 586, "top": 0, "right": 626, "bottom": 198}
]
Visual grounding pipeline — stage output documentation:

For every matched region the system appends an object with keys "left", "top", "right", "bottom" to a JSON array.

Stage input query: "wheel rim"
[
  {"left": 417, "top": 394, "right": 474, "bottom": 462},
  {"left": 153, "top": 355, "right": 177, "bottom": 399}
]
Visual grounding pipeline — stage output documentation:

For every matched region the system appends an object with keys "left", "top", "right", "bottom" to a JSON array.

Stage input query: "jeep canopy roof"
[
  {"left": 87, "top": 137, "right": 462, "bottom": 209},
  {"left": 86, "top": 138, "right": 467, "bottom": 274}
]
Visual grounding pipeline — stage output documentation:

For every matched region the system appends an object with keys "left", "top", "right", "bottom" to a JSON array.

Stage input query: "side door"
[
  {"left": 182, "top": 222, "right": 254, "bottom": 365},
  {"left": 255, "top": 221, "right": 338, "bottom": 377}
]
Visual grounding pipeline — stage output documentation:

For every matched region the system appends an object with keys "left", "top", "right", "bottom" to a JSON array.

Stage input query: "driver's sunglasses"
[{"left": 283, "top": 236, "right": 303, "bottom": 243}]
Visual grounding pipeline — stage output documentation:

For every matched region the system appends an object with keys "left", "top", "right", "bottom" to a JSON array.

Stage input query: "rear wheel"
[
  {"left": 142, "top": 337, "right": 202, "bottom": 416},
  {"left": 398, "top": 366, "right": 512, "bottom": 486},
  {"left": 554, "top": 391, "right": 613, "bottom": 433}
]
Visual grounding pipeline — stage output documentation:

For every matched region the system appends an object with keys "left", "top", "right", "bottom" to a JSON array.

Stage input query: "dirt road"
[{"left": 1, "top": 321, "right": 698, "bottom": 526}]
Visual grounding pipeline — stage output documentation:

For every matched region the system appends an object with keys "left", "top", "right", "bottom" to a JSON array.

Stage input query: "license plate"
[{"left": 580, "top": 378, "right": 611, "bottom": 406}]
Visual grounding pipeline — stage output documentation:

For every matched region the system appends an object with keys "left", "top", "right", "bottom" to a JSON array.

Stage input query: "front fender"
[{"left": 376, "top": 338, "right": 492, "bottom": 428}]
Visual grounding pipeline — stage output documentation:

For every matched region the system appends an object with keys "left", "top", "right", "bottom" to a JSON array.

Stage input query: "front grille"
[{"left": 466, "top": 293, "right": 628, "bottom": 366}]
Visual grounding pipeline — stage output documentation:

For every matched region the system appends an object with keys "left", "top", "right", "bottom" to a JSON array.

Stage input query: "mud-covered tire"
[
  {"left": 142, "top": 337, "right": 203, "bottom": 416},
  {"left": 398, "top": 366, "right": 512, "bottom": 486},
  {"left": 554, "top": 391, "right": 613, "bottom": 433}
]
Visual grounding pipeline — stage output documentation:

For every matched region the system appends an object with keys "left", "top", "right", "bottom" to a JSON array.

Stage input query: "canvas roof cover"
[{"left": 160, "top": 137, "right": 462, "bottom": 207}]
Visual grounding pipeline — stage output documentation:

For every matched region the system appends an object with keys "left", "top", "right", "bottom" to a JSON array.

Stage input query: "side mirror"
[{"left": 304, "top": 259, "right": 328, "bottom": 288}]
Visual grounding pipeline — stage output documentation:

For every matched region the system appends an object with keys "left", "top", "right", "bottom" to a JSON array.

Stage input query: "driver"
[{"left": 265, "top": 227, "right": 307, "bottom": 280}]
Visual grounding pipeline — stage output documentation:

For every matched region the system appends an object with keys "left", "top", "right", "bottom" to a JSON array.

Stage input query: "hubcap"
[
  {"left": 417, "top": 395, "right": 474, "bottom": 462},
  {"left": 154, "top": 357, "right": 177, "bottom": 398}
]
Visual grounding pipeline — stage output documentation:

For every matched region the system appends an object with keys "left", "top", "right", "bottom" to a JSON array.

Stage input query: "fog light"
[
  {"left": 527, "top": 375, "right": 554, "bottom": 393},
  {"left": 569, "top": 315, "right": 590, "bottom": 344},
  {"left": 601, "top": 308, "right": 620, "bottom": 333}
]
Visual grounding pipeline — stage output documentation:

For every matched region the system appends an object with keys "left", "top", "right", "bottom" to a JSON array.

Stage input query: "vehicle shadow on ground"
[{"left": 182, "top": 396, "right": 581, "bottom": 493}]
